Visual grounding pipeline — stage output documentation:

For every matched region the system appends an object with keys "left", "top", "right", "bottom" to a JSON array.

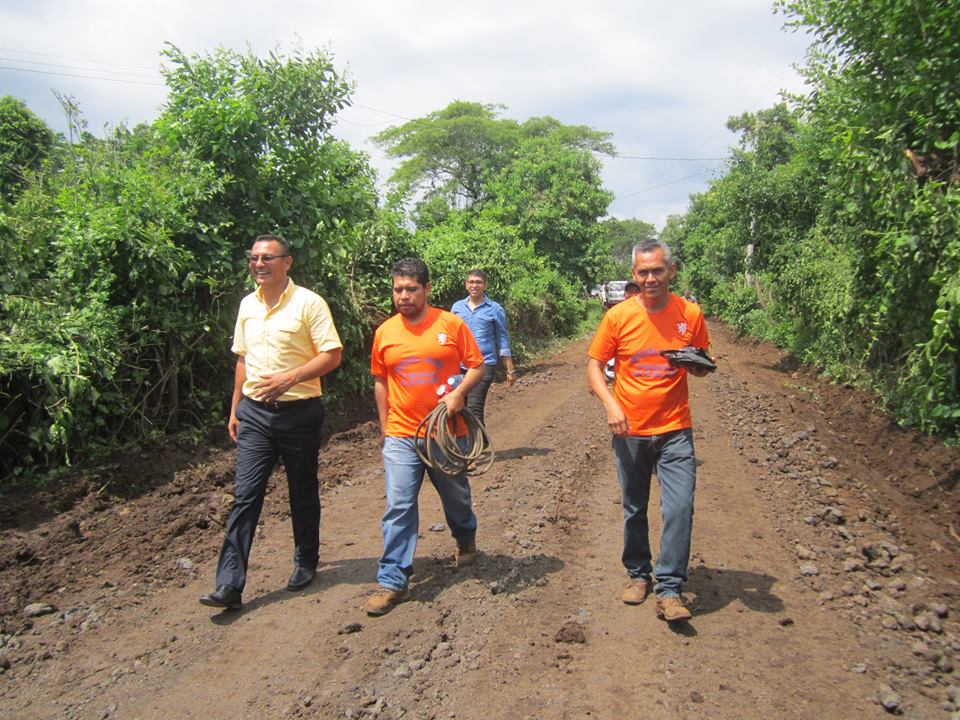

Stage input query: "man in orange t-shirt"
[
  {"left": 587, "top": 239, "right": 712, "bottom": 623},
  {"left": 365, "top": 258, "right": 485, "bottom": 616}
]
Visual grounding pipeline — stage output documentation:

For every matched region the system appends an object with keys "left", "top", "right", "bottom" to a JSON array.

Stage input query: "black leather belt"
[{"left": 245, "top": 395, "right": 319, "bottom": 410}]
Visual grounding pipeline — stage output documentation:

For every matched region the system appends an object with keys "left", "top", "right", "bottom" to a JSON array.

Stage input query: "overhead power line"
[
  {"left": 0, "top": 64, "right": 164, "bottom": 86},
  {"left": 0, "top": 56, "right": 159, "bottom": 80},
  {"left": 0, "top": 47, "right": 156, "bottom": 71},
  {"left": 602, "top": 153, "right": 727, "bottom": 162},
  {"left": 350, "top": 103, "right": 413, "bottom": 121},
  {"left": 616, "top": 169, "right": 715, "bottom": 200}
]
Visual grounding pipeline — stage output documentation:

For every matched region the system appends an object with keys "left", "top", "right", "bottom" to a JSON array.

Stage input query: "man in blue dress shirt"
[{"left": 450, "top": 269, "right": 516, "bottom": 426}]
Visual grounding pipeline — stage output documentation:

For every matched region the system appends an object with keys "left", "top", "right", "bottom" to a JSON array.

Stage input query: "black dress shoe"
[
  {"left": 199, "top": 585, "right": 242, "bottom": 610},
  {"left": 286, "top": 565, "right": 316, "bottom": 591}
]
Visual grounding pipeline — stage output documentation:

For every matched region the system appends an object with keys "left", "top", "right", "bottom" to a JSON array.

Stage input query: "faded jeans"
[
  {"left": 377, "top": 436, "right": 478, "bottom": 591},
  {"left": 612, "top": 428, "right": 696, "bottom": 598}
]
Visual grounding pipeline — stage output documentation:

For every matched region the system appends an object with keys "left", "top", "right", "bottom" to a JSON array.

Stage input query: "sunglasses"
[{"left": 245, "top": 252, "right": 289, "bottom": 263}]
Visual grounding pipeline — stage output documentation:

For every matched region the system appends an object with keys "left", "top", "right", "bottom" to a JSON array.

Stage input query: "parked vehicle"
[{"left": 603, "top": 280, "right": 630, "bottom": 307}]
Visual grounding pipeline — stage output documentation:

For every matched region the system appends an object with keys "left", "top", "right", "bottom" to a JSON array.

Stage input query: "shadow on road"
[
  {"left": 208, "top": 555, "right": 379, "bottom": 623},
  {"left": 207, "top": 552, "right": 565, "bottom": 623},
  {"left": 684, "top": 565, "right": 784, "bottom": 618},
  {"left": 408, "top": 551, "right": 564, "bottom": 604},
  {"left": 495, "top": 447, "right": 553, "bottom": 461}
]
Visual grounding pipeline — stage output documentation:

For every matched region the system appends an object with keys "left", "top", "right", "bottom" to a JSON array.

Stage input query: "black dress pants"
[
  {"left": 215, "top": 396, "right": 324, "bottom": 592},
  {"left": 465, "top": 364, "right": 496, "bottom": 427}
]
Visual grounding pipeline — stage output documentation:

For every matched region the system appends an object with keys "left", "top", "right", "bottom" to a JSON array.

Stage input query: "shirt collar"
[
  {"left": 255, "top": 278, "right": 296, "bottom": 306},
  {"left": 464, "top": 294, "right": 489, "bottom": 308}
]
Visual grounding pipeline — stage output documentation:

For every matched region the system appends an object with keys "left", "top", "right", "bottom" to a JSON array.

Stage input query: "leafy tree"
[
  {"left": 666, "top": 0, "right": 960, "bottom": 439},
  {"left": 483, "top": 127, "right": 614, "bottom": 286},
  {"left": 373, "top": 101, "right": 519, "bottom": 213},
  {"left": 414, "top": 213, "right": 584, "bottom": 356},
  {"left": 1, "top": 44, "right": 405, "bottom": 483},
  {"left": 0, "top": 96, "right": 55, "bottom": 202},
  {"left": 599, "top": 218, "right": 657, "bottom": 277}
]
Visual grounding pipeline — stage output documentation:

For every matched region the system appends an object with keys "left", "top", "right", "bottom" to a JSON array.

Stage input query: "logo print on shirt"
[
  {"left": 676, "top": 322, "right": 687, "bottom": 335},
  {"left": 626, "top": 348, "right": 678, "bottom": 379},
  {"left": 397, "top": 357, "right": 443, "bottom": 386},
  {"left": 437, "top": 332, "right": 448, "bottom": 345}
]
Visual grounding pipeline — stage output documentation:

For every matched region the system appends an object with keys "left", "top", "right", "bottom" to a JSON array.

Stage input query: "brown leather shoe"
[
  {"left": 656, "top": 595, "right": 692, "bottom": 622},
  {"left": 454, "top": 541, "right": 478, "bottom": 568},
  {"left": 622, "top": 579, "right": 650, "bottom": 605},
  {"left": 364, "top": 586, "right": 408, "bottom": 616}
]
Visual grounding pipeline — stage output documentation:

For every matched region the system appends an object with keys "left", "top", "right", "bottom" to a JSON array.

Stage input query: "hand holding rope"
[{"left": 414, "top": 402, "right": 494, "bottom": 476}]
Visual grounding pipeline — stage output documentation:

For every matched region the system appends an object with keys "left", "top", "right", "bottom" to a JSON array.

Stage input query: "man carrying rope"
[{"left": 365, "top": 258, "right": 486, "bottom": 616}]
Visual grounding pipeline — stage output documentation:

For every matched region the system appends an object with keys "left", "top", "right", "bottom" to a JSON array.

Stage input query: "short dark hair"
[
  {"left": 392, "top": 257, "right": 430, "bottom": 286},
  {"left": 465, "top": 269, "right": 487, "bottom": 282},
  {"left": 625, "top": 281, "right": 641, "bottom": 293},
  {"left": 253, "top": 234, "right": 290, "bottom": 254}
]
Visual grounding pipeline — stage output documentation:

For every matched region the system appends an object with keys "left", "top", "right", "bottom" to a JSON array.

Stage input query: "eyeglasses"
[{"left": 245, "top": 252, "right": 289, "bottom": 263}]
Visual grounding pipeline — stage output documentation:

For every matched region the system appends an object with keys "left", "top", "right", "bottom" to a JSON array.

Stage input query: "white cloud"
[{"left": 0, "top": 0, "right": 812, "bottom": 229}]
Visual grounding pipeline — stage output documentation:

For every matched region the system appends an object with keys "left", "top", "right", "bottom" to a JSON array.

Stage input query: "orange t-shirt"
[
  {"left": 371, "top": 306, "right": 484, "bottom": 437},
  {"left": 588, "top": 294, "right": 709, "bottom": 436}
]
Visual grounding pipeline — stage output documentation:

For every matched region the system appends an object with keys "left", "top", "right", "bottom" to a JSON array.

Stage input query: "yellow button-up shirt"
[{"left": 232, "top": 279, "right": 343, "bottom": 401}]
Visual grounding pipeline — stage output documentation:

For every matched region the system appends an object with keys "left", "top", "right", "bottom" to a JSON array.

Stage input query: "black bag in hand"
[{"left": 659, "top": 346, "right": 716, "bottom": 373}]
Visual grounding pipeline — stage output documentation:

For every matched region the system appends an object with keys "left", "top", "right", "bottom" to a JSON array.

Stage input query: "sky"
[{"left": 0, "top": 1, "right": 814, "bottom": 230}]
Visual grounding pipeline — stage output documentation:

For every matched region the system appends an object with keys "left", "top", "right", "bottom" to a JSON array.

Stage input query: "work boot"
[
  {"left": 364, "top": 586, "right": 408, "bottom": 616},
  {"left": 454, "top": 540, "right": 479, "bottom": 568},
  {"left": 621, "top": 579, "right": 649, "bottom": 605},
  {"left": 656, "top": 595, "right": 692, "bottom": 622}
]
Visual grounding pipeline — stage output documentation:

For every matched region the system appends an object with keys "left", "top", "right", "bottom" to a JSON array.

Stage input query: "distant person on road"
[
  {"left": 365, "top": 258, "right": 486, "bottom": 616},
  {"left": 683, "top": 290, "right": 698, "bottom": 304},
  {"left": 587, "top": 239, "right": 712, "bottom": 623},
  {"left": 450, "top": 269, "right": 516, "bottom": 427},
  {"left": 199, "top": 234, "right": 343, "bottom": 611},
  {"left": 599, "top": 281, "right": 641, "bottom": 384}
]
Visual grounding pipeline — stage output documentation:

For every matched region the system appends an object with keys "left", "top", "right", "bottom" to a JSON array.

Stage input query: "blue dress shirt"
[{"left": 450, "top": 296, "right": 512, "bottom": 366}]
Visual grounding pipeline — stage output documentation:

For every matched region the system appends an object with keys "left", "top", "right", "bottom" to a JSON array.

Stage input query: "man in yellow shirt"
[{"left": 200, "top": 234, "right": 343, "bottom": 611}]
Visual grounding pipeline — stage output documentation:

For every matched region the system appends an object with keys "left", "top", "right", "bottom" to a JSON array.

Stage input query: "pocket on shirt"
[{"left": 274, "top": 319, "right": 304, "bottom": 335}]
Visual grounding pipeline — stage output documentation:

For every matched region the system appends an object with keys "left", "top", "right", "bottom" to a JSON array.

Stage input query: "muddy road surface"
[{"left": 2, "top": 322, "right": 960, "bottom": 719}]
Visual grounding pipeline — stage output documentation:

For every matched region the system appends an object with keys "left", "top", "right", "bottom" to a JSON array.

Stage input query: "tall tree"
[
  {"left": 484, "top": 130, "right": 614, "bottom": 286},
  {"left": 599, "top": 217, "right": 657, "bottom": 276},
  {"left": 373, "top": 101, "right": 520, "bottom": 213},
  {"left": 0, "top": 96, "right": 55, "bottom": 202}
]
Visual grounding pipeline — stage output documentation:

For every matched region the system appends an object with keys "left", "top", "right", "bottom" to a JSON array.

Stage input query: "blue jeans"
[
  {"left": 612, "top": 428, "right": 696, "bottom": 598},
  {"left": 377, "top": 436, "right": 478, "bottom": 591}
]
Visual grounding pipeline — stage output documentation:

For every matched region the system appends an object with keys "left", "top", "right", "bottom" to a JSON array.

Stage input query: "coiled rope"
[{"left": 414, "top": 403, "right": 494, "bottom": 476}]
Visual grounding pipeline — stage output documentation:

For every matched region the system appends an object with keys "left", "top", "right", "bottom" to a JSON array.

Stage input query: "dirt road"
[{"left": 2, "top": 322, "right": 960, "bottom": 719}]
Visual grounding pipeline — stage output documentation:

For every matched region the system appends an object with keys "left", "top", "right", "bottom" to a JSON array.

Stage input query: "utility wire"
[
  {"left": 0, "top": 56, "right": 159, "bottom": 79},
  {"left": 350, "top": 103, "right": 413, "bottom": 121},
  {"left": 0, "top": 47, "right": 156, "bottom": 71},
  {"left": 604, "top": 153, "right": 727, "bottom": 162},
  {"left": 0, "top": 64, "right": 164, "bottom": 86},
  {"left": 616, "top": 169, "right": 717, "bottom": 200}
]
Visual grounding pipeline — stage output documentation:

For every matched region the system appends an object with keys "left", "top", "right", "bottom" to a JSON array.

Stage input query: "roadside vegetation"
[
  {"left": 664, "top": 0, "right": 959, "bottom": 441},
  {"left": 0, "top": 46, "right": 628, "bottom": 484},
  {"left": 2, "top": 0, "right": 957, "bottom": 485}
]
